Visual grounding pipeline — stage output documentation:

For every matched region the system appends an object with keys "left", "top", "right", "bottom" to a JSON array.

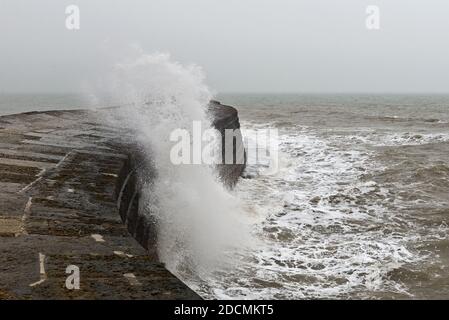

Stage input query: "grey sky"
[{"left": 1, "top": 0, "right": 448, "bottom": 93}]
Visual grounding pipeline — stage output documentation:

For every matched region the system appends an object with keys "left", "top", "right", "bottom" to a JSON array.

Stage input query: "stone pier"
[{"left": 0, "top": 102, "right": 244, "bottom": 300}]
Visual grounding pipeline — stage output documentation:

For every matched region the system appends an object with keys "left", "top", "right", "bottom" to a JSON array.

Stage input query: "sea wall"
[
  {"left": 0, "top": 102, "right": 245, "bottom": 299},
  {"left": 116, "top": 100, "right": 246, "bottom": 257}
]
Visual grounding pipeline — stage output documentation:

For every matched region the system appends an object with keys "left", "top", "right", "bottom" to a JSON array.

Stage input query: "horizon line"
[{"left": 2, "top": 91, "right": 449, "bottom": 96}]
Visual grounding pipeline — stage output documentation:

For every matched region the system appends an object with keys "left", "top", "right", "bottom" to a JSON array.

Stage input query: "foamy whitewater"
[
  {"left": 91, "top": 52, "right": 254, "bottom": 284},
  {"left": 207, "top": 94, "right": 449, "bottom": 299},
  {"left": 84, "top": 54, "right": 449, "bottom": 299}
]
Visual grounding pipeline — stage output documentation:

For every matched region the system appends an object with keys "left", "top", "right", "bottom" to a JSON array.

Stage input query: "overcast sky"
[{"left": 1, "top": 0, "right": 449, "bottom": 93}]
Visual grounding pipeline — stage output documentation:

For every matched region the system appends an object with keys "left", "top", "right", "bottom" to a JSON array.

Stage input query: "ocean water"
[
  {"left": 0, "top": 93, "right": 91, "bottom": 116},
  {"left": 196, "top": 93, "right": 449, "bottom": 299},
  {"left": 2, "top": 92, "right": 449, "bottom": 299}
]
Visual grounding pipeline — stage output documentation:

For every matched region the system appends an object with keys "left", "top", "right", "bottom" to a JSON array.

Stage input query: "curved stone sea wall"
[
  {"left": 0, "top": 102, "right": 245, "bottom": 300},
  {"left": 116, "top": 101, "right": 246, "bottom": 257}
]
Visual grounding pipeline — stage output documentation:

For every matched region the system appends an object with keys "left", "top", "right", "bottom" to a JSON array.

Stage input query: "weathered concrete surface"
[
  {"left": 0, "top": 103, "right": 245, "bottom": 300},
  {"left": 0, "top": 109, "right": 185, "bottom": 299}
]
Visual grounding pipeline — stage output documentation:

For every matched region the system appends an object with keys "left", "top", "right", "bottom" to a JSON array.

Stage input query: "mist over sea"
[
  {"left": 0, "top": 93, "right": 90, "bottom": 116},
  {"left": 2, "top": 93, "right": 449, "bottom": 299}
]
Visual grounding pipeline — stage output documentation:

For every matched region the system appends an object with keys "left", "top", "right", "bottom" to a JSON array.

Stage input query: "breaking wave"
[
  {"left": 91, "top": 51, "right": 254, "bottom": 287},
  {"left": 89, "top": 59, "right": 449, "bottom": 299}
]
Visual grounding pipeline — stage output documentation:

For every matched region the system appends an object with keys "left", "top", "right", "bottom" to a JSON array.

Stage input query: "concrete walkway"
[{"left": 0, "top": 109, "right": 200, "bottom": 299}]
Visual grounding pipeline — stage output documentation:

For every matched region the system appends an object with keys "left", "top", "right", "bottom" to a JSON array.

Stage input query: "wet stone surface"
[{"left": 0, "top": 109, "right": 201, "bottom": 300}]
